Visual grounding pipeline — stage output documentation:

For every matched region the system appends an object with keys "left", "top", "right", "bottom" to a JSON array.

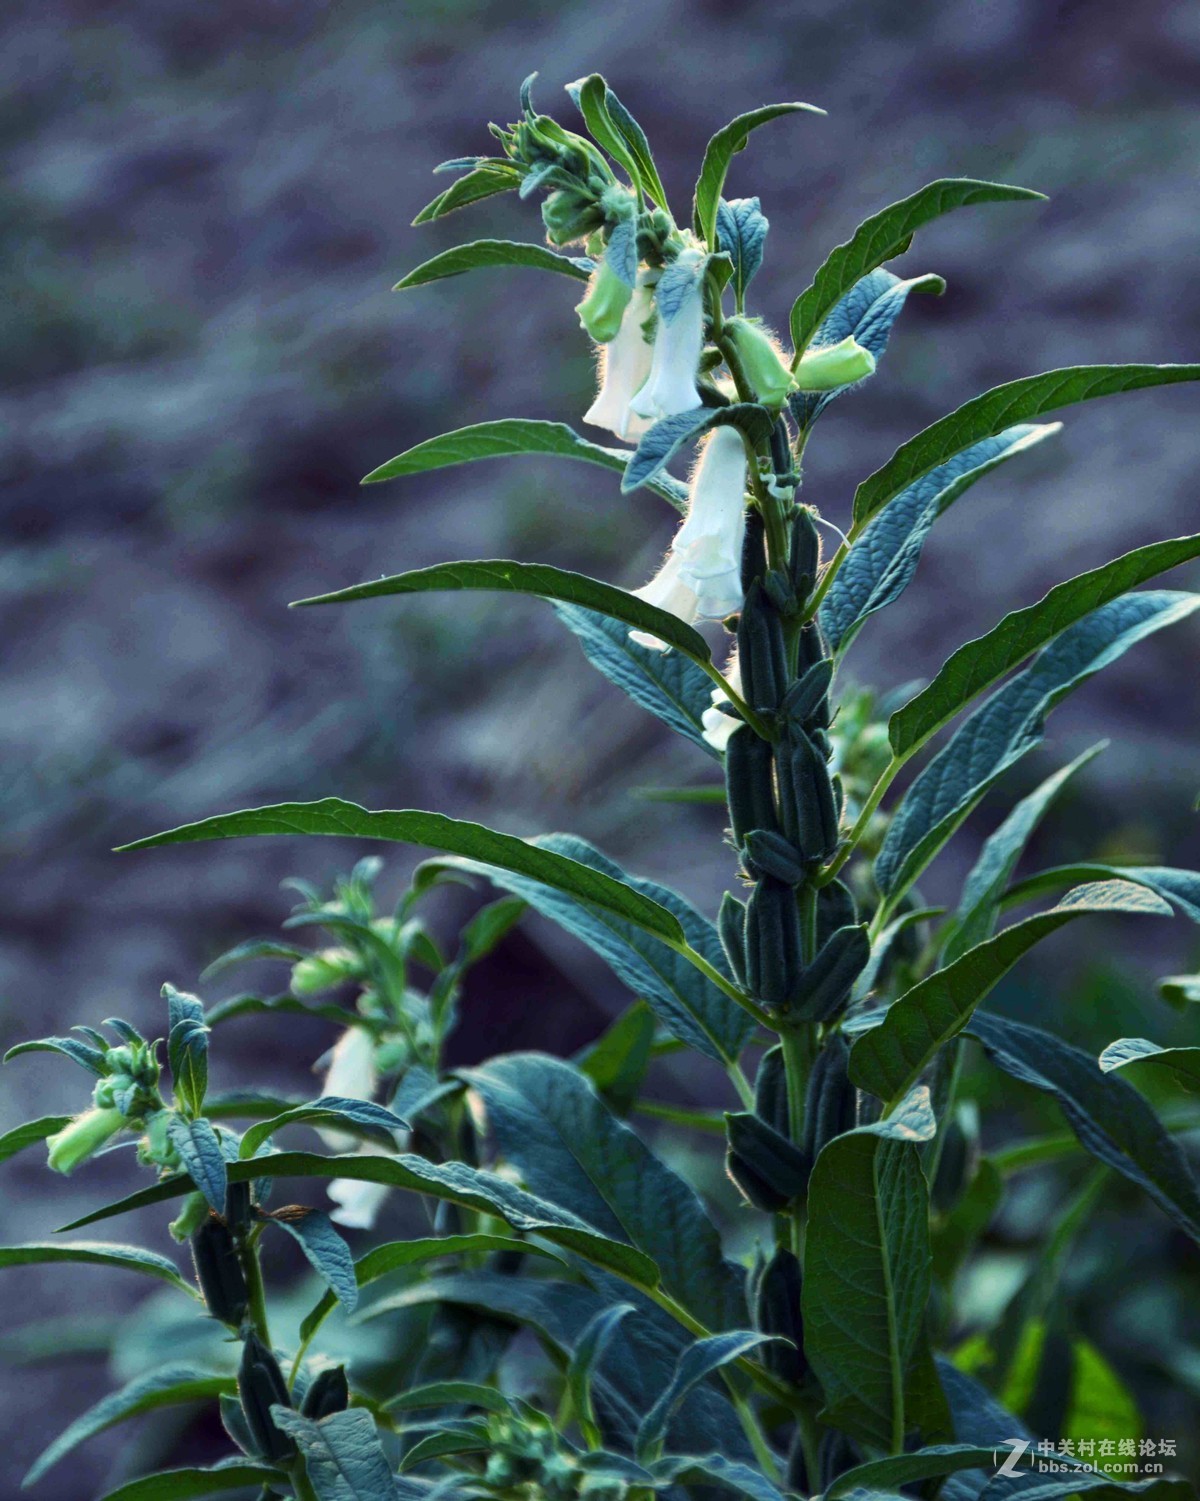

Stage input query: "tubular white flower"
[
  {"left": 318, "top": 1026, "right": 378, "bottom": 1153},
  {"left": 630, "top": 425, "right": 749, "bottom": 650},
  {"left": 583, "top": 278, "right": 655, "bottom": 442},
  {"left": 702, "top": 650, "right": 743, "bottom": 752},
  {"left": 328, "top": 1142, "right": 396, "bottom": 1230},
  {"left": 629, "top": 250, "right": 706, "bottom": 422}
]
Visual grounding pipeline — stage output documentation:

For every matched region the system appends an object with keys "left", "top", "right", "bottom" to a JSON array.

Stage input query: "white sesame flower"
[
  {"left": 328, "top": 1141, "right": 396, "bottom": 1230},
  {"left": 630, "top": 425, "right": 748, "bottom": 649},
  {"left": 628, "top": 250, "right": 706, "bottom": 423},
  {"left": 702, "top": 651, "right": 743, "bottom": 752},
  {"left": 318, "top": 1026, "right": 378, "bottom": 1153},
  {"left": 583, "top": 278, "right": 655, "bottom": 442}
]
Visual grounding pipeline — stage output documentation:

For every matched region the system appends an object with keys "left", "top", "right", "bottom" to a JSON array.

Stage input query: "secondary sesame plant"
[{"left": 5, "top": 74, "right": 1200, "bottom": 1501}]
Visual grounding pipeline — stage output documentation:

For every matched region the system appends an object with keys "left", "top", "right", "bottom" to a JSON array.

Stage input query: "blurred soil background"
[{"left": 2, "top": 0, "right": 1200, "bottom": 1490}]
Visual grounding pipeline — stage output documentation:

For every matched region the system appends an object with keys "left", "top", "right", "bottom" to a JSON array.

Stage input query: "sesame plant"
[{"left": 6, "top": 73, "right": 1200, "bottom": 1501}]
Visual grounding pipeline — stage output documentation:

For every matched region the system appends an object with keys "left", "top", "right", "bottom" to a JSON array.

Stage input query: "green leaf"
[
  {"left": 715, "top": 197, "right": 769, "bottom": 305},
  {"left": 576, "top": 1001, "right": 658, "bottom": 1115},
  {"left": 802, "top": 1088, "right": 949, "bottom": 1452},
  {"left": 790, "top": 178, "right": 1043, "bottom": 358},
  {"left": 944, "top": 742, "right": 1107, "bottom": 963},
  {"left": 693, "top": 102, "right": 824, "bottom": 249},
  {"left": 1002, "top": 863, "right": 1200, "bottom": 925},
  {"left": 240, "top": 1097, "right": 406, "bottom": 1158},
  {"left": 60, "top": 1151, "right": 660, "bottom": 1286},
  {"left": 385, "top": 1379, "right": 512, "bottom": 1415},
  {"left": 4, "top": 1035, "right": 106, "bottom": 1075},
  {"left": 854, "top": 364, "right": 1200, "bottom": 527},
  {"left": 0, "top": 1114, "right": 71, "bottom": 1163},
  {"left": 420, "top": 834, "right": 751, "bottom": 1063},
  {"left": 651, "top": 1454, "right": 787, "bottom": 1501},
  {"left": 850, "top": 881, "right": 1170, "bottom": 1104},
  {"left": 165, "top": 985, "right": 209, "bottom": 1118},
  {"left": 554, "top": 604, "right": 719, "bottom": 756},
  {"left": 567, "top": 75, "right": 668, "bottom": 207},
  {"left": 24, "top": 1363, "right": 234, "bottom": 1486},
  {"left": 165, "top": 1114, "right": 227, "bottom": 1213},
  {"left": 412, "top": 163, "right": 520, "bottom": 225},
  {"left": 568, "top": 1303, "right": 636, "bottom": 1443},
  {"left": 820, "top": 424, "right": 1060, "bottom": 654},
  {"left": 118, "top": 800, "right": 685, "bottom": 947},
  {"left": 299, "top": 1232, "right": 559, "bottom": 1346},
  {"left": 294, "top": 559, "right": 711, "bottom": 661},
  {"left": 264, "top": 1206, "right": 357, "bottom": 1311},
  {"left": 622, "top": 403, "right": 773, "bottom": 494},
  {"left": 966, "top": 1012, "right": 1200, "bottom": 1244},
  {"left": 272, "top": 1407, "right": 395, "bottom": 1500},
  {"left": 1099, "top": 1038, "right": 1200, "bottom": 1092},
  {"left": 361, "top": 417, "right": 688, "bottom": 511},
  {"left": 0, "top": 1241, "right": 195, "bottom": 1295},
  {"left": 827, "top": 1444, "right": 1026, "bottom": 1498},
  {"left": 394, "top": 238, "right": 592, "bottom": 291},
  {"left": 874, "top": 592, "right": 1200, "bottom": 899},
  {"left": 205, "top": 993, "right": 350, "bottom": 1027},
  {"left": 890, "top": 533, "right": 1200, "bottom": 756},
  {"left": 463, "top": 1052, "right": 746, "bottom": 1327},
  {"left": 636, "top": 1330, "right": 773, "bottom": 1461},
  {"left": 98, "top": 1462, "right": 284, "bottom": 1501}
]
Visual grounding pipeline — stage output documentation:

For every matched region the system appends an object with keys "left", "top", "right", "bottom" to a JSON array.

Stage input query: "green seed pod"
[
  {"left": 737, "top": 580, "right": 788, "bottom": 713},
  {"left": 801, "top": 1033, "right": 858, "bottom": 1166},
  {"left": 778, "top": 728, "right": 840, "bottom": 862},
  {"left": 742, "top": 829, "right": 809, "bottom": 886},
  {"left": 752, "top": 1246, "right": 807, "bottom": 1386},
  {"left": 744, "top": 876, "right": 803, "bottom": 1009},
  {"left": 238, "top": 1333, "right": 295, "bottom": 1464},
  {"left": 224, "top": 1179, "right": 252, "bottom": 1232},
  {"left": 725, "top": 724, "right": 778, "bottom": 844},
  {"left": 789, "top": 507, "right": 821, "bottom": 601},
  {"left": 816, "top": 878, "right": 859, "bottom": 950},
  {"left": 740, "top": 511, "right": 768, "bottom": 592},
  {"left": 300, "top": 1365, "right": 350, "bottom": 1420},
  {"left": 753, "top": 1044, "right": 789, "bottom": 1138},
  {"left": 780, "top": 658, "right": 834, "bottom": 732},
  {"left": 717, "top": 892, "right": 748, "bottom": 987},
  {"left": 191, "top": 1216, "right": 249, "bottom": 1327},
  {"left": 725, "top": 1112, "right": 810, "bottom": 1211},
  {"left": 791, "top": 924, "right": 871, "bottom": 1024},
  {"left": 795, "top": 618, "right": 829, "bottom": 671},
  {"left": 762, "top": 568, "right": 797, "bottom": 617}
]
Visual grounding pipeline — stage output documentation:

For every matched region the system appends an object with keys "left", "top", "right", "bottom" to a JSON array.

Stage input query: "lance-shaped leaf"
[
  {"left": 463, "top": 1053, "right": 747, "bottom": 1327},
  {"left": 622, "top": 403, "right": 773, "bottom": 493},
  {"left": 943, "top": 743, "right": 1107, "bottom": 964},
  {"left": 0, "top": 1114, "right": 71, "bottom": 1163},
  {"left": 790, "top": 268, "right": 945, "bottom": 427},
  {"left": 554, "top": 604, "right": 719, "bottom": 756},
  {"left": 0, "top": 1242, "right": 196, "bottom": 1295},
  {"left": 966, "top": 1013, "right": 1200, "bottom": 1245},
  {"left": 802, "top": 1087, "right": 949, "bottom": 1452},
  {"left": 821, "top": 424, "right": 1060, "bottom": 653},
  {"left": 361, "top": 417, "right": 688, "bottom": 511},
  {"left": 854, "top": 364, "right": 1200, "bottom": 527},
  {"left": 299, "top": 1233, "right": 563, "bottom": 1346},
  {"left": 239, "top": 1097, "right": 406, "bottom": 1158},
  {"left": 98, "top": 1461, "right": 286, "bottom": 1501},
  {"left": 418, "top": 834, "right": 751, "bottom": 1063},
  {"left": 827, "top": 1444, "right": 1035, "bottom": 1498},
  {"left": 636, "top": 1330, "right": 774, "bottom": 1461},
  {"left": 1099, "top": 1038, "right": 1200, "bottom": 1092},
  {"left": 568, "top": 74, "right": 668, "bottom": 206},
  {"left": 874, "top": 592, "right": 1200, "bottom": 899},
  {"left": 890, "top": 533, "right": 1200, "bottom": 756},
  {"left": 118, "top": 801, "right": 686, "bottom": 947},
  {"left": 272, "top": 1408, "right": 394, "bottom": 1501},
  {"left": 165, "top": 985, "right": 209, "bottom": 1118},
  {"left": 24, "top": 1364, "right": 235, "bottom": 1486},
  {"left": 977, "top": 1462, "right": 1191, "bottom": 1501},
  {"left": 4, "top": 1034, "right": 106, "bottom": 1074},
  {"left": 790, "top": 178, "right": 1043, "bottom": 357},
  {"left": 413, "top": 162, "right": 521, "bottom": 225},
  {"left": 1003, "top": 863, "right": 1200, "bottom": 924},
  {"left": 650, "top": 1454, "right": 787, "bottom": 1501},
  {"left": 166, "top": 1115, "right": 227, "bottom": 1213},
  {"left": 394, "top": 238, "right": 592, "bottom": 290},
  {"left": 569, "top": 1303, "right": 637, "bottom": 1444},
  {"left": 851, "top": 881, "right": 1170, "bottom": 1104},
  {"left": 715, "top": 197, "right": 769, "bottom": 304},
  {"left": 293, "top": 559, "right": 710, "bottom": 660},
  {"left": 693, "top": 102, "right": 824, "bottom": 249},
  {"left": 263, "top": 1206, "right": 357, "bottom": 1311},
  {"left": 60, "top": 1151, "right": 660, "bottom": 1287}
]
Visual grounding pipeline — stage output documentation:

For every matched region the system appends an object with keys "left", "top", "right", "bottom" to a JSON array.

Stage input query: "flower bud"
[
  {"left": 583, "top": 278, "right": 654, "bottom": 440},
  {"left": 541, "top": 185, "right": 605, "bottom": 246},
  {"left": 725, "top": 317, "right": 797, "bottom": 408},
  {"left": 576, "top": 259, "right": 634, "bottom": 344},
  {"left": 290, "top": 947, "right": 361, "bottom": 995},
  {"left": 318, "top": 1026, "right": 378, "bottom": 1152},
  {"left": 793, "top": 335, "right": 876, "bottom": 392},
  {"left": 46, "top": 1107, "right": 125, "bottom": 1174},
  {"left": 169, "top": 1191, "right": 210, "bottom": 1243}
]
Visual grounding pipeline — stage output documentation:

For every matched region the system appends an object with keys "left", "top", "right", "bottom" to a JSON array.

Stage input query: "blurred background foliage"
[{"left": 2, "top": 0, "right": 1200, "bottom": 1490}]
